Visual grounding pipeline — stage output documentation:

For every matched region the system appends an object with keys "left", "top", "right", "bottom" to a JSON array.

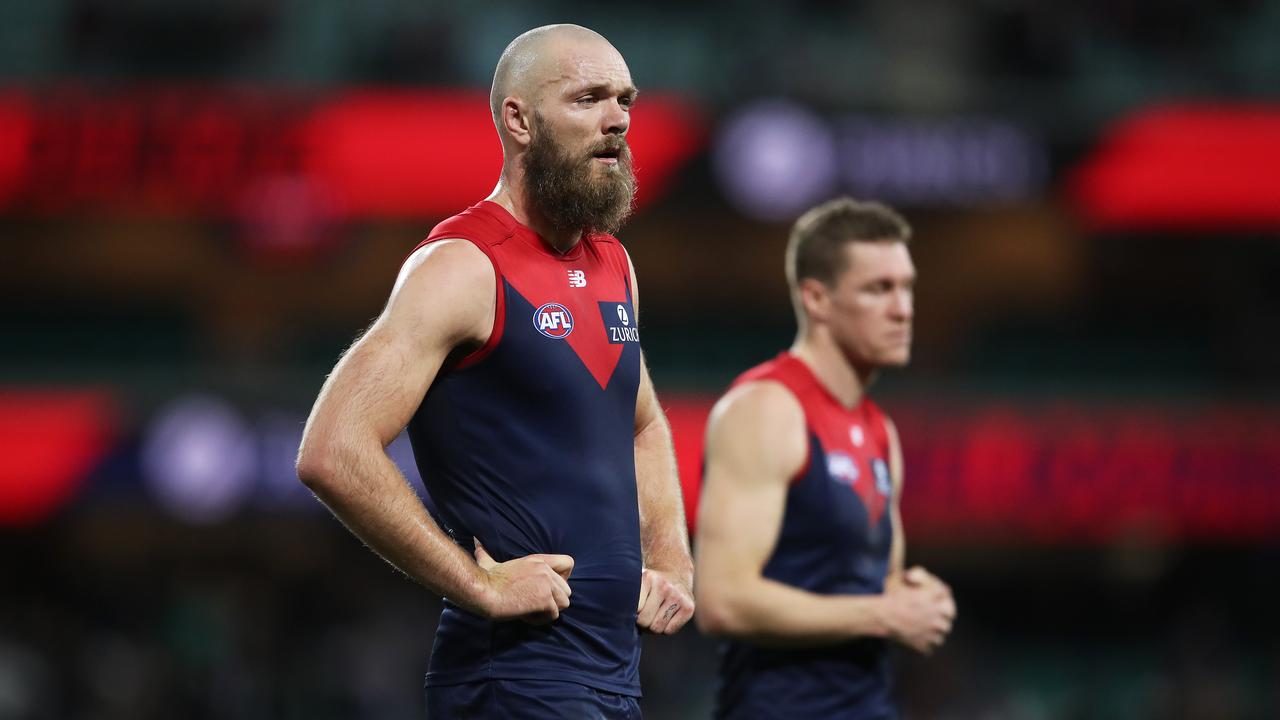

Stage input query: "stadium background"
[{"left": 3, "top": 1, "right": 1280, "bottom": 718}]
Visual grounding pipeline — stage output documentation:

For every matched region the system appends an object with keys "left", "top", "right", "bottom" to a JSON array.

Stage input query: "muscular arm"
[
  {"left": 296, "top": 240, "right": 573, "bottom": 622},
  {"left": 882, "top": 415, "right": 959, "bottom": 645},
  {"left": 634, "top": 361, "right": 692, "bottom": 585},
  {"left": 695, "top": 388, "right": 954, "bottom": 651},
  {"left": 627, "top": 253, "right": 695, "bottom": 634},
  {"left": 694, "top": 382, "right": 894, "bottom": 647}
]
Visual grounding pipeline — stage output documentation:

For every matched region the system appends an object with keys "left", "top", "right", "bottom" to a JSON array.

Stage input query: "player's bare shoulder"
[
  {"left": 705, "top": 380, "right": 808, "bottom": 486},
  {"left": 710, "top": 380, "right": 804, "bottom": 435},
  {"left": 385, "top": 238, "right": 496, "bottom": 349},
  {"left": 396, "top": 238, "right": 494, "bottom": 301}
]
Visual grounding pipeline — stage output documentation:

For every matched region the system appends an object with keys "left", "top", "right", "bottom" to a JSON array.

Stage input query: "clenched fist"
[
  {"left": 882, "top": 565, "right": 956, "bottom": 655},
  {"left": 474, "top": 542, "right": 575, "bottom": 625}
]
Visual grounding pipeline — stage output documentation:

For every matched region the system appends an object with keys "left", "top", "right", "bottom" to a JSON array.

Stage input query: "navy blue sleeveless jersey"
[
  {"left": 407, "top": 201, "right": 643, "bottom": 696},
  {"left": 714, "top": 352, "right": 898, "bottom": 720}
]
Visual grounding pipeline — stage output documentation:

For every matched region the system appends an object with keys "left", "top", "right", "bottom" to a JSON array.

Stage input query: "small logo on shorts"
[{"left": 534, "top": 303, "right": 574, "bottom": 339}]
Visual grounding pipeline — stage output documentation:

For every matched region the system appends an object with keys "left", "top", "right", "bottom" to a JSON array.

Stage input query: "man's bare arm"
[
  {"left": 627, "top": 253, "right": 694, "bottom": 634},
  {"left": 694, "top": 383, "right": 953, "bottom": 651},
  {"left": 883, "top": 416, "right": 958, "bottom": 644},
  {"left": 296, "top": 240, "right": 573, "bottom": 623}
]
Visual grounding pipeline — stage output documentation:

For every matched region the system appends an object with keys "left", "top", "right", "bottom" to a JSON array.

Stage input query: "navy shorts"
[{"left": 426, "top": 679, "right": 641, "bottom": 719}]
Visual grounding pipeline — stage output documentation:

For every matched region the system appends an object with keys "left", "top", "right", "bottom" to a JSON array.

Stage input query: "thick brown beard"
[{"left": 523, "top": 113, "right": 636, "bottom": 236}]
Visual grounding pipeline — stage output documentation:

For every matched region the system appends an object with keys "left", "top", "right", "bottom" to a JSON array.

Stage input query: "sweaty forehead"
[{"left": 540, "top": 39, "right": 633, "bottom": 94}]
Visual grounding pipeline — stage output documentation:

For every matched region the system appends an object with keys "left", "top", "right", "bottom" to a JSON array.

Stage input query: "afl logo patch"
[
  {"left": 534, "top": 303, "right": 574, "bottom": 339},
  {"left": 826, "top": 451, "right": 859, "bottom": 487}
]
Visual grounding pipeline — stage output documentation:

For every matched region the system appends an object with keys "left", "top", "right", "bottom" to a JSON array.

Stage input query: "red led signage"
[
  {"left": 0, "top": 87, "right": 705, "bottom": 219},
  {"left": 0, "top": 390, "right": 116, "bottom": 527},
  {"left": 0, "top": 94, "right": 32, "bottom": 204},
  {"left": 6, "top": 388, "right": 1278, "bottom": 541},
  {"left": 666, "top": 397, "right": 1280, "bottom": 543},
  {"left": 1070, "top": 104, "right": 1280, "bottom": 230}
]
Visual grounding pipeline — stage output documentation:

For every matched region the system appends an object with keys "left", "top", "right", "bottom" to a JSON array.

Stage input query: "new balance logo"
[{"left": 567, "top": 270, "right": 587, "bottom": 288}]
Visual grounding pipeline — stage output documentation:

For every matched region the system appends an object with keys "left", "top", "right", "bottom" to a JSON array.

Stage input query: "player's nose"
[
  {"left": 602, "top": 97, "right": 629, "bottom": 136},
  {"left": 891, "top": 289, "right": 913, "bottom": 320}
]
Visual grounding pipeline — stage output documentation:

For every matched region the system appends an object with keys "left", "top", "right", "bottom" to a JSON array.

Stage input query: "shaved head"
[
  {"left": 490, "top": 24, "right": 620, "bottom": 124},
  {"left": 488, "top": 24, "right": 637, "bottom": 236}
]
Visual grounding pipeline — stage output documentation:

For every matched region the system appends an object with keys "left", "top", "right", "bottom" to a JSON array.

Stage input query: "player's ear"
[
  {"left": 503, "top": 97, "right": 533, "bottom": 146},
  {"left": 798, "top": 278, "right": 831, "bottom": 323}
]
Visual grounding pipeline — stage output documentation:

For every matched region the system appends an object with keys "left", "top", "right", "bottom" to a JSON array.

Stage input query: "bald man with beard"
[{"left": 297, "top": 24, "right": 694, "bottom": 718}]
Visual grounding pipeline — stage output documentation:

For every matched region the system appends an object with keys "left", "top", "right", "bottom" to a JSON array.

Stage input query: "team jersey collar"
[
  {"left": 782, "top": 351, "right": 866, "bottom": 415},
  {"left": 479, "top": 200, "right": 587, "bottom": 261}
]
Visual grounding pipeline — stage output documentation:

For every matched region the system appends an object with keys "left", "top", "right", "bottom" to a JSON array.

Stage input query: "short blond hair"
[{"left": 785, "top": 196, "right": 912, "bottom": 290}]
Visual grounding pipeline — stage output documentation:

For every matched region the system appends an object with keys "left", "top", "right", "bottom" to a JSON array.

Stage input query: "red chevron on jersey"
[
  {"left": 417, "top": 200, "right": 637, "bottom": 390},
  {"left": 808, "top": 395, "right": 891, "bottom": 528},
  {"left": 735, "top": 352, "right": 893, "bottom": 527},
  {"left": 505, "top": 259, "right": 633, "bottom": 390}
]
